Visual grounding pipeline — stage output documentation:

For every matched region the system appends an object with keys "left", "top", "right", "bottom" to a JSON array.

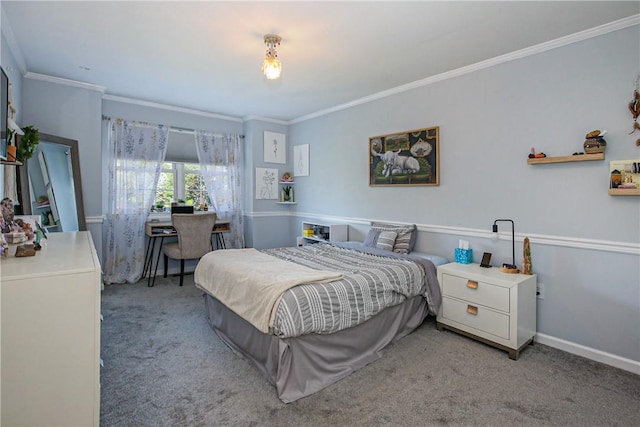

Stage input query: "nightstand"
[{"left": 436, "top": 262, "right": 537, "bottom": 360}]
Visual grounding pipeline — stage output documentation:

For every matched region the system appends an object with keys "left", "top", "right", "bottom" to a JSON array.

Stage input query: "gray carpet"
[{"left": 101, "top": 275, "right": 640, "bottom": 426}]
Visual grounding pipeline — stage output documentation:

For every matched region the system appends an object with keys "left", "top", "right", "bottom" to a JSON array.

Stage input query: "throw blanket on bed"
[{"left": 194, "top": 248, "right": 343, "bottom": 333}]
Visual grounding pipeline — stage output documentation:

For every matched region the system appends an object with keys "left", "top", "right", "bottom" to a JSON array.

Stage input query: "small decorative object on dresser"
[
  {"left": 522, "top": 237, "right": 533, "bottom": 275},
  {"left": 436, "top": 262, "right": 537, "bottom": 360}
]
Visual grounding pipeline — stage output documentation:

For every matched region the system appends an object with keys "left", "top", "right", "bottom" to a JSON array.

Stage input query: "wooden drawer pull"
[
  {"left": 466, "top": 305, "right": 478, "bottom": 316},
  {"left": 467, "top": 280, "right": 478, "bottom": 290}
]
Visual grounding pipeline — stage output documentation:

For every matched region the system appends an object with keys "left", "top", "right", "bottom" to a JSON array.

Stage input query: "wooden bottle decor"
[{"left": 522, "top": 237, "right": 533, "bottom": 275}]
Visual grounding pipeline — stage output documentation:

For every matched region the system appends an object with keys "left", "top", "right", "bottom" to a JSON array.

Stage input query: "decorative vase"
[{"left": 6, "top": 145, "right": 16, "bottom": 162}]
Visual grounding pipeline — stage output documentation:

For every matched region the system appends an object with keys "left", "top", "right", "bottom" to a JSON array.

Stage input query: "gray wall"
[
  {"left": 21, "top": 77, "right": 104, "bottom": 257},
  {"left": 283, "top": 25, "right": 640, "bottom": 366},
  {"left": 242, "top": 118, "right": 294, "bottom": 249}
]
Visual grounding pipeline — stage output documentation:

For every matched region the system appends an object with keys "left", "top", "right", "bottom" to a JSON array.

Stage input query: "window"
[{"left": 153, "top": 162, "right": 211, "bottom": 210}]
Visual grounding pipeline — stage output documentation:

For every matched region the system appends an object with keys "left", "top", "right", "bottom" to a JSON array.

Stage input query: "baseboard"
[{"left": 536, "top": 333, "right": 640, "bottom": 375}]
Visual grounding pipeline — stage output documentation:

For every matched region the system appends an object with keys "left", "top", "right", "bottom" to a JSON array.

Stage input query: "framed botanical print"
[
  {"left": 293, "top": 144, "right": 309, "bottom": 177},
  {"left": 369, "top": 126, "right": 439, "bottom": 186},
  {"left": 255, "top": 167, "right": 278, "bottom": 199},
  {"left": 263, "top": 131, "right": 286, "bottom": 164}
]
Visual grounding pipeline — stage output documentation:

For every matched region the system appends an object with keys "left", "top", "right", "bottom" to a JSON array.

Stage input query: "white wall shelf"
[{"left": 301, "top": 221, "right": 348, "bottom": 243}]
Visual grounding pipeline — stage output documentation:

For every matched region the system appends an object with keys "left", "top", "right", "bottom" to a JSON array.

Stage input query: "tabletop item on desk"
[
  {"left": 15, "top": 243, "right": 36, "bottom": 257},
  {"left": 454, "top": 239, "right": 472, "bottom": 264},
  {"left": 36, "top": 221, "right": 48, "bottom": 239},
  {"left": 0, "top": 234, "right": 8, "bottom": 258},
  {"left": 5, "top": 232, "right": 27, "bottom": 244}
]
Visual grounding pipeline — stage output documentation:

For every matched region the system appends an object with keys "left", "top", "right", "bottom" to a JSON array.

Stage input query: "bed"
[{"left": 194, "top": 223, "right": 446, "bottom": 403}]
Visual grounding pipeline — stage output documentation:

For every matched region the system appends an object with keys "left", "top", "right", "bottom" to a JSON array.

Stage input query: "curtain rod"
[{"left": 102, "top": 115, "right": 244, "bottom": 138}]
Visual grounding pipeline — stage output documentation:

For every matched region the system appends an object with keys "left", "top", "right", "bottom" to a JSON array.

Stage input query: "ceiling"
[{"left": 2, "top": 1, "right": 639, "bottom": 123}]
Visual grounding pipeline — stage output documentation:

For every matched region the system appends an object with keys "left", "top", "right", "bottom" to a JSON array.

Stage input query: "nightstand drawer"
[
  {"left": 441, "top": 273, "right": 509, "bottom": 312},
  {"left": 442, "top": 297, "right": 510, "bottom": 340}
]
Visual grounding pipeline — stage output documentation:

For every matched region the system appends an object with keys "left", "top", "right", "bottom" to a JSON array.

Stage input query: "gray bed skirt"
[{"left": 203, "top": 293, "right": 429, "bottom": 403}]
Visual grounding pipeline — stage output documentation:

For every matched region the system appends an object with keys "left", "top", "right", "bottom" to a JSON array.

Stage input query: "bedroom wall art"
[
  {"left": 263, "top": 131, "right": 286, "bottom": 164},
  {"left": 255, "top": 167, "right": 278, "bottom": 199},
  {"left": 293, "top": 144, "right": 309, "bottom": 177},
  {"left": 369, "top": 126, "right": 439, "bottom": 186}
]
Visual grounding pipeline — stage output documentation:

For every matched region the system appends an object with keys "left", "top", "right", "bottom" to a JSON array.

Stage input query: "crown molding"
[
  {"left": 290, "top": 14, "right": 640, "bottom": 125},
  {"left": 102, "top": 94, "right": 243, "bottom": 122},
  {"left": 25, "top": 72, "right": 107, "bottom": 93},
  {"left": 243, "top": 115, "right": 289, "bottom": 125}
]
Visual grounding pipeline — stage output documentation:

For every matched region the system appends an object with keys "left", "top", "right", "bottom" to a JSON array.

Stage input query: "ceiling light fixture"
[{"left": 261, "top": 34, "right": 282, "bottom": 80}]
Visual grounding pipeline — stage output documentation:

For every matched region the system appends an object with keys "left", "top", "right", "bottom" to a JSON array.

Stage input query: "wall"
[
  {"left": 242, "top": 118, "right": 294, "bottom": 249},
  {"left": 21, "top": 76, "right": 104, "bottom": 257},
  {"left": 284, "top": 25, "right": 640, "bottom": 370}
]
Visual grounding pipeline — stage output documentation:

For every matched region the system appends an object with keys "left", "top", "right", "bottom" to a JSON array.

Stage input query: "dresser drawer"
[
  {"left": 441, "top": 297, "right": 510, "bottom": 340},
  {"left": 441, "top": 273, "right": 510, "bottom": 312}
]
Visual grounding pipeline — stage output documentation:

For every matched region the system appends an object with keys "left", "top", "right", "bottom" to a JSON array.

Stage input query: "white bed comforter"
[{"left": 194, "top": 248, "right": 343, "bottom": 333}]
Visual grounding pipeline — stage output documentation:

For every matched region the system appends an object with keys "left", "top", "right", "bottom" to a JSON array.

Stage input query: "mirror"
[{"left": 17, "top": 133, "right": 86, "bottom": 231}]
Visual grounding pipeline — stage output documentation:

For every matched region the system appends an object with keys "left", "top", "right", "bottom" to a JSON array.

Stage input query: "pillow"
[
  {"left": 376, "top": 231, "right": 397, "bottom": 252},
  {"left": 363, "top": 228, "right": 382, "bottom": 247},
  {"left": 370, "top": 222, "right": 417, "bottom": 254}
]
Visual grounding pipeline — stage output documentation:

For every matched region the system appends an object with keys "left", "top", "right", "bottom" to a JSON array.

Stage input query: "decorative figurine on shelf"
[
  {"left": 522, "top": 237, "right": 533, "bottom": 275},
  {"left": 280, "top": 171, "right": 293, "bottom": 182},
  {"left": 528, "top": 147, "right": 546, "bottom": 159},
  {"left": 1, "top": 197, "right": 15, "bottom": 233},
  {"left": 583, "top": 129, "right": 607, "bottom": 154}
]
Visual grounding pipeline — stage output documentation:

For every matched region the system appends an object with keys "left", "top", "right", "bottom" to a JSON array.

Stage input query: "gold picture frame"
[{"left": 369, "top": 126, "right": 439, "bottom": 186}]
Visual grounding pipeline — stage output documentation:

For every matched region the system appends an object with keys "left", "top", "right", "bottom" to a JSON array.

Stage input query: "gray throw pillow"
[
  {"left": 376, "top": 231, "right": 397, "bottom": 252},
  {"left": 370, "top": 222, "right": 417, "bottom": 254}
]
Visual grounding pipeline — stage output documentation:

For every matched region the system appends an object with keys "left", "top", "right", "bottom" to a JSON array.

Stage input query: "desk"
[{"left": 143, "top": 219, "right": 231, "bottom": 286}]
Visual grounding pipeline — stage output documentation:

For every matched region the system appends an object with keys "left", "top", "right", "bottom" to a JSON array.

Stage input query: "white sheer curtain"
[
  {"left": 104, "top": 119, "right": 169, "bottom": 284},
  {"left": 194, "top": 131, "right": 244, "bottom": 249}
]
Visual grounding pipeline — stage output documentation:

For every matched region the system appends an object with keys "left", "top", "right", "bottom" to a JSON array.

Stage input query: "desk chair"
[{"left": 156, "top": 212, "right": 217, "bottom": 286}]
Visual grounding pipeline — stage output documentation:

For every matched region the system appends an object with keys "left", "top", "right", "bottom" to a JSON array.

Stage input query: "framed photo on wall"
[
  {"left": 264, "top": 131, "right": 286, "bottom": 164},
  {"left": 255, "top": 167, "right": 278, "bottom": 199},
  {"left": 369, "top": 126, "right": 439, "bottom": 186},
  {"left": 293, "top": 144, "right": 309, "bottom": 177}
]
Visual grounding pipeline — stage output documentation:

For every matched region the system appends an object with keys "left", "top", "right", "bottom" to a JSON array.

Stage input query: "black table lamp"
[{"left": 492, "top": 219, "right": 518, "bottom": 273}]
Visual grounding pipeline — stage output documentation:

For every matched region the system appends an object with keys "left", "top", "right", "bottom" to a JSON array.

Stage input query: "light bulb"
[{"left": 262, "top": 57, "right": 281, "bottom": 80}]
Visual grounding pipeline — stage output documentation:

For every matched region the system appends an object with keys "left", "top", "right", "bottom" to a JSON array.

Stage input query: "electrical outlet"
[{"left": 536, "top": 283, "right": 545, "bottom": 300}]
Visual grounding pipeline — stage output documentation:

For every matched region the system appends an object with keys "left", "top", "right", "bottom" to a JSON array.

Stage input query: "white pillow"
[{"left": 376, "top": 231, "right": 397, "bottom": 252}]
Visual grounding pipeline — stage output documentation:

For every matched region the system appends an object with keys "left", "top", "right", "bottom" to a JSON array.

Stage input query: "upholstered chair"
[{"left": 159, "top": 212, "right": 217, "bottom": 286}]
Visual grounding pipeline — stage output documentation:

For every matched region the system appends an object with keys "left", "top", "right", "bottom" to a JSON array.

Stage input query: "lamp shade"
[{"left": 491, "top": 224, "right": 499, "bottom": 241}]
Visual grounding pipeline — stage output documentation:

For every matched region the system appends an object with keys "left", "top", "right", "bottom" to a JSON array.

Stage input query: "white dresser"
[
  {"left": 1, "top": 231, "right": 101, "bottom": 426},
  {"left": 436, "top": 262, "right": 537, "bottom": 360}
]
